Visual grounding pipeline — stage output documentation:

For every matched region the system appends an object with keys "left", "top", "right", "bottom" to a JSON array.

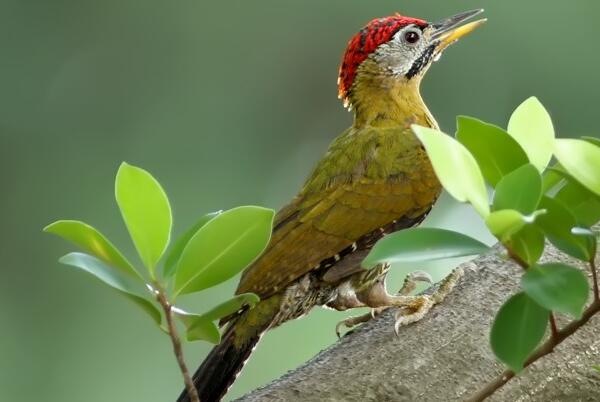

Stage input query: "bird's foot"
[
  {"left": 393, "top": 267, "right": 464, "bottom": 335},
  {"left": 335, "top": 308, "right": 386, "bottom": 338},
  {"left": 398, "top": 270, "right": 433, "bottom": 295},
  {"left": 334, "top": 270, "right": 434, "bottom": 338}
]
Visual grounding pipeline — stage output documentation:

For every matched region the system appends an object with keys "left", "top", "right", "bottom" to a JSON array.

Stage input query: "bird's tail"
[
  {"left": 176, "top": 296, "right": 279, "bottom": 402},
  {"left": 175, "top": 320, "right": 258, "bottom": 402}
]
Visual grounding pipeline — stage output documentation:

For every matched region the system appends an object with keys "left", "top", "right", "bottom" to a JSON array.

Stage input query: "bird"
[{"left": 177, "top": 9, "right": 486, "bottom": 402}]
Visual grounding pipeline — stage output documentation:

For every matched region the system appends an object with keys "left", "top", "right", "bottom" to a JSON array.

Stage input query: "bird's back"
[{"left": 236, "top": 124, "right": 441, "bottom": 299}]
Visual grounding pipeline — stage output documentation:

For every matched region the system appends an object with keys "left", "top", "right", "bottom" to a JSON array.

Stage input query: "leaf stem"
[
  {"left": 548, "top": 313, "right": 559, "bottom": 340},
  {"left": 465, "top": 298, "right": 600, "bottom": 402},
  {"left": 506, "top": 247, "right": 528, "bottom": 270},
  {"left": 154, "top": 283, "right": 200, "bottom": 402}
]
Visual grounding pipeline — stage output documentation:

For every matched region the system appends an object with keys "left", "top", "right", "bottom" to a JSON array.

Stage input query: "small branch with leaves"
[
  {"left": 405, "top": 97, "right": 600, "bottom": 399},
  {"left": 44, "top": 163, "right": 274, "bottom": 402}
]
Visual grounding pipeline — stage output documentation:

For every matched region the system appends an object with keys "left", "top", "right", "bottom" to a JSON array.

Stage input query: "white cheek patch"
[{"left": 372, "top": 41, "right": 424, "bottom": 77}]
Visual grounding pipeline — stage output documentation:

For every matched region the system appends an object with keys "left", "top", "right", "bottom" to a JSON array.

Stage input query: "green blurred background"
[{"left": 2, "top": 1, "right": 600, "bottom": 401}]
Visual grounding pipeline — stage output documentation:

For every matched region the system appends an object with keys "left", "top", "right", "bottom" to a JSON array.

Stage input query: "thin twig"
[
  {"left": 465, "top": 299, "right": 600, "bottom": 402},
  {"left": 590, "top": 258, "right": 599, "bottom": 302},
  {"left": 155, "top": 284, "right": 201, "bottom": 402}
]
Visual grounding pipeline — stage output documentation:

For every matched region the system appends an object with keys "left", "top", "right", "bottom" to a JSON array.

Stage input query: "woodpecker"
[{"left": 178, "top": 9, "right": 485, "bottom": 402}]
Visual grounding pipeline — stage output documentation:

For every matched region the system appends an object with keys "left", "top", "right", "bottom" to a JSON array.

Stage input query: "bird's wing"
[{"left": 236, "top": 126, "right": 440, "bottom": 299}]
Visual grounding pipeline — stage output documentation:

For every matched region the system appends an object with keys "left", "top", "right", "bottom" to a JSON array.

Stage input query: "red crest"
[{"left": 338, "top": 14, "right": 427, "bottom": 105}]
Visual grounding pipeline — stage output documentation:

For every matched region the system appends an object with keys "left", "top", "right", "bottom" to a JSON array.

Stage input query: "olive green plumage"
[{"left": 237, "top": 125, "right": 440, "bottom": 299}]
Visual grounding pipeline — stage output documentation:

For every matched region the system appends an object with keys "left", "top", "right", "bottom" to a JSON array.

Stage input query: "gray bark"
[{"left": 235, "top": 242, "right": 600, "bottom": 402}]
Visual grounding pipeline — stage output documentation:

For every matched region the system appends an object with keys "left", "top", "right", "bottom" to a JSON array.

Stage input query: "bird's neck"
[{"left": 349, "top": 60, "right": 437, "bottom": 130}]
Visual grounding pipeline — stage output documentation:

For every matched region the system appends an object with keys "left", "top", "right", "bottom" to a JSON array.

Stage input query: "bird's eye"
[{"left": 404, "top": 31, "right": 420, "bottom": 44}]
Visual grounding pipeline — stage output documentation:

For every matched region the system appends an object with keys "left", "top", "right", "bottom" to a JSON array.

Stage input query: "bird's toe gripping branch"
[
  {"left": 334, "top": 267, "right": 463, "bottom": 338},
  {"left": 392, "top": 267, "right": 463, "bottom": 335}
]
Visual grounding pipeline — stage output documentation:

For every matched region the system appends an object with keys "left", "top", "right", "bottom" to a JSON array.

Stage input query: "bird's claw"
[
  {"left": 393, "top": 308, "right": 409, "bottom": 337},
  {"left": 396, "top": 270, "right": 434, "bottom": 296},
  {"left": 335, "top": 320, "right": 347, "bottom": 339},
  {"left": 335, "top": 308, "right": 386, "bottom": 338},
  {"left": 393, "top": 267, "right": 464, "bottom": 336},
  {"left": 406, "top": 270, "right": 433, "bottom": 285},
  {"left": 392, "top": 297, "right": 434, "bottom": 337}
]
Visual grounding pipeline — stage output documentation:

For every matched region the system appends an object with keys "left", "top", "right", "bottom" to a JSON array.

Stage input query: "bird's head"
[{"left": 338, "top": 9, "right": 486, "bottom": 109}]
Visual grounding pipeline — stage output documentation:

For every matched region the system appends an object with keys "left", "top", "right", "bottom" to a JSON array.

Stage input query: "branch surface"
[{"left": 235, "top": 242, "right": 600, "bottom": 402}]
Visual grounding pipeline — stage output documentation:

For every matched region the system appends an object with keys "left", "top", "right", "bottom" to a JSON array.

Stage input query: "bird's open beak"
[{"left": 431, "top": 9, "right": 486, "bottom": 53}]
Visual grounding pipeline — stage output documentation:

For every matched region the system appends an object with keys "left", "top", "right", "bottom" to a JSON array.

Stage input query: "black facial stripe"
[{"left": 405, "top": 44, "right": 435, "bottom": 79}]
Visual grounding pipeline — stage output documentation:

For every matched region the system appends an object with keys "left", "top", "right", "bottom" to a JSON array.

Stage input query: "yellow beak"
[{"left": 432, "top": 9, "right": 487, "bottom": 52}]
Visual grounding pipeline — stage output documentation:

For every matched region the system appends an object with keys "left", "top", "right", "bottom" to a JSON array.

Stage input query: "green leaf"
[
  {"left": 44, "top": 220, "right": 142, "bottom": 280},
  {"left": 485, "top": 209, "right": 545, "bottom": 242},
  {"left": 412, "top": 125, "right": 490, "bottom": 217},
  {"left": 593, "top": 365, "right": 600, "bottom": 373},
  {"left": 543, "top": 166, "right": 600, "bottom": 227},
  {"left": 536, "top": 196, "right": 591, "bottom": 261},
  {"left": 493, "top": 164, "right": 542, "bottom": 214},
  {"left": 555, "top": 175, "right": 600, "bottom": 227},
  {"left": 199, "top": 293, "right": 260, "bottom": 321},
  {"left": 571, "top": 227, "right": 598, "bottom": 260},
  {"left": 174, "top": 206, "right": 274, "bottom": 296},
  {"left": 177, "top": 312, "right": 221, "bottom": 344},
  {"left": 541, "top": 165, "right": 566, "bottom": 194},
  {"left": 554, "top": 138, "right": 600, "bottom": 197},
  {"left": 175, "top": 293, "right": 259, "bottom": 343},
  {"left": 187, "top": 319, "right": 220, "bottom": 343},
  {"left": 456, "top": 116, "right": 529, "bottom": 186},
  {"left": 507, "top": 225, "right": 545, "bottom": 266},
  {"left": 582, "top": 136, "right": 600, "bottom": 148},
  {"left": 59, "top": 252, "right": 161, "bottom": 325},
  {"left": 507, "top": 97, "right": 555, "bottom": 172},
  {"left": 115, "top": 162, "right": 172, "bottom": 276},
  {"left": 163, "top": 211, "right": 222, "bottom": 278},
  {"left": 522, "top": 263, "right": 589, "bottom": 318},
  {"left": 490, "top": 292, "right": 548, "bottom": 372},
  {"left": 362, "top": 227, "right": 489, "bottom": 268}
]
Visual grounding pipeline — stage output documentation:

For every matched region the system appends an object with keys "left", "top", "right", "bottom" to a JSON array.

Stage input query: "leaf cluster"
[
  {"left": 369, "top": 97, "right": 599, "bottom": 373},
  {"left": 45, "top": 163, "right": 274, "bottom": 344}
]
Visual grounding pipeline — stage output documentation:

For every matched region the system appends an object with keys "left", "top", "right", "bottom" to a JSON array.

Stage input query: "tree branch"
[{"left": 235, "top": 241, "right": 600, "bottom": 402}]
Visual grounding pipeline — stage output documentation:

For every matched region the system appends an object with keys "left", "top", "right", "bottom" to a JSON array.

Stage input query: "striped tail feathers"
[{"left": 176, "top": 295, "right": 280, "bottom": 402}]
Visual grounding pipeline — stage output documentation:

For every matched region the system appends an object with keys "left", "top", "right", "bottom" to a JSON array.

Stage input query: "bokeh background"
[{"left": 2, "top": 1, "right": 600, "bottom": 401}]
